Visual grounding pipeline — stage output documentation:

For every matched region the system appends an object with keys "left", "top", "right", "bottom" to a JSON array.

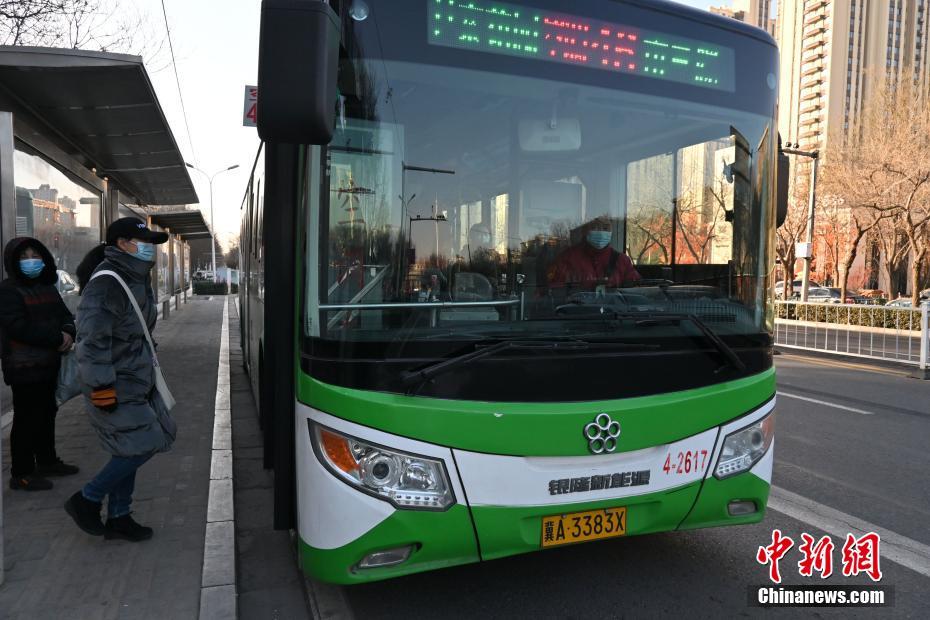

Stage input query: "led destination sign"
[{"left": 429, "top": 0, "right": 736, "bottom": 91}]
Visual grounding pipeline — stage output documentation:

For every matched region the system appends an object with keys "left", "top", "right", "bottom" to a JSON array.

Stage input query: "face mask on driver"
[{"left": 586, "top": 230, "right": 612, "bottom": 250}]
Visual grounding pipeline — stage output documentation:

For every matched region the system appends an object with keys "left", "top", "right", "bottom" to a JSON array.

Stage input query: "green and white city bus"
[{"left": 240, "top": 0, "right": 786, "bottom": 585}]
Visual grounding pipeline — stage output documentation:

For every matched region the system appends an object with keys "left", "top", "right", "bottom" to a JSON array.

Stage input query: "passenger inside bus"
[{"left": 547, "top": 215, "right": 641, "bottom": 295}]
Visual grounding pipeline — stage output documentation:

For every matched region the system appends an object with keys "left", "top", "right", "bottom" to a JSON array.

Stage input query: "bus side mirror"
[
  {"left": 776, "top": 149, "right": 790, "bottom": 228},
  {"left": 258, "top": 0, "right": 341, "bottom": 144}
]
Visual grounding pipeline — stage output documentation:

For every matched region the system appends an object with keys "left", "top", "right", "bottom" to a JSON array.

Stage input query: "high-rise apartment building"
[
  {"left": 777, "top": 0, "right": 930, "bottom": 154},
  {"left": 709, "top": 0, "right": 775, "bottom": 35}
]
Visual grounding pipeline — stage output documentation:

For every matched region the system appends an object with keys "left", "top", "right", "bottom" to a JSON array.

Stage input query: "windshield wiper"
[
  {"left": 622, "top": 312, "right": 747, "bottom": 373},
  {"left": 400, "top": 334, "right": 658, "bottom": 394},
  {"left": 400, "top": 339, "right": 585, "bottom": 391}
]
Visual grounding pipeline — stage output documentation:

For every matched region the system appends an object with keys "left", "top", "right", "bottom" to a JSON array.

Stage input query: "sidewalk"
[{"left": 0, "top": 296, "right": 225, "bottom": 619}]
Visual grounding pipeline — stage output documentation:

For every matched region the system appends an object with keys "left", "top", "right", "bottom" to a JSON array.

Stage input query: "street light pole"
[
  {"left": 186, "top": 163, "right": 240, "bottom": 283},
  {"left": 782, "top": 147, "right": 819, "bottom": 302}
]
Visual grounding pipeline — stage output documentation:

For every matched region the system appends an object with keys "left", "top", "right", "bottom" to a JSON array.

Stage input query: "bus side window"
[
  {"left": 257, "top": 180, "right": 264, "bottom": 261},
  {"left": 252, "top": 180, "right": 260, "bottom": 256},
  {"left": 247, "top": 183, "right": 254, "bottom": 255}
]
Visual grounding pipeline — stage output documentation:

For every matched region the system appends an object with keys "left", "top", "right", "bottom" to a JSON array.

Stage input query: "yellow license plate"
[{"left": 541, "top": 507, "right": 627, "bottom": 548}]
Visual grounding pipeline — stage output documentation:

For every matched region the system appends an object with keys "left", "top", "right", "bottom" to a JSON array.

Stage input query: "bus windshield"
[{"left": 307, "top": 0, "right": 775, "bottom": 355}]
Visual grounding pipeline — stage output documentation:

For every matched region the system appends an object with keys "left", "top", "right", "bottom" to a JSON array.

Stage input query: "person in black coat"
[{"left": 0, "top": 237, "right": 79, "bottom": 491}]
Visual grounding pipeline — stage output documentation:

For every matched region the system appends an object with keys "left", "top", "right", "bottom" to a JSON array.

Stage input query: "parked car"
[
  {"left": 809, "top": 287, "right": 867, "bottom": 304},
  {"left": 193, "top": 270, "right": 215, "bottom": 281},
  {"left": 857, "top": 290, "right": 885, "bottom": 304},
  {"left": 775, "top": 279, "right": 822, "bottom": 299},
  {"left": 885, "top": 297, "right": 930, "bottom": 309},
  {"left": 803, "top": 287, "right": 862, "bottom": 304},
  {"left": 804, "top": 287, "right": 835, "bottom": 303}
]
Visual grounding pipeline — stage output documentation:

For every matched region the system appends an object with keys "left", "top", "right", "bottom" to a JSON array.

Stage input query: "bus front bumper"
[{"left": 295, "top": 401, "right": 773, "bottom": 585}]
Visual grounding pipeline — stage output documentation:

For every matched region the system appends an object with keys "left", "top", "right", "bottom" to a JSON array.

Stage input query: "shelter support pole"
[{"left": 0, "top": 110, "right": 14, "bottom": 587}]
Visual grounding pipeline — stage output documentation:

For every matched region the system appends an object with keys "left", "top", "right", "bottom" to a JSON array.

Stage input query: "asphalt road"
[{"left": 306, "top": 353, "right": 930, "bottom": 619}]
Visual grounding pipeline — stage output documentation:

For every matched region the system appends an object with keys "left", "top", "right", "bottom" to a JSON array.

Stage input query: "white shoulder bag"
[{"left": 90, "top": 270, "right": 176, "bottom": 411}]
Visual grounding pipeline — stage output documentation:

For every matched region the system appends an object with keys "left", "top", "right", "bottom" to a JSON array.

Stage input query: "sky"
[{"left": 136, "top": 0, "right": 716, "bottom": 248}]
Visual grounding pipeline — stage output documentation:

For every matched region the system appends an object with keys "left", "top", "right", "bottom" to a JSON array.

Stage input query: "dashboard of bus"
[{"left": 295, "top": 0, "right": 778, "bottom": 402}]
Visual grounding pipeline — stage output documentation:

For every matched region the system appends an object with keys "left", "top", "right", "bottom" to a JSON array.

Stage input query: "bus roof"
[{"left": 618, "top": 0, "right": 777, "bottom": 49}]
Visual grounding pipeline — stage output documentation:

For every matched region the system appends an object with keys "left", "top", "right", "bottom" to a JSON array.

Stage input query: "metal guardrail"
[{"left": 774, "top": 301, "right": 929, "bottom": 371}]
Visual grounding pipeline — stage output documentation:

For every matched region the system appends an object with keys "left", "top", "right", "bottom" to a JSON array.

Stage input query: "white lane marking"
[
  {"left": 769, "top": 486, "right": 930, "bottom": 579},
  {"left": 777, "top": 391, "right": 875, "bottom": 415},
  {"left": 200, "top": 300, "right": 237, "bottom": 618},
  {"left": 1, "top": 411, "right": 12, "bottom": 431}
]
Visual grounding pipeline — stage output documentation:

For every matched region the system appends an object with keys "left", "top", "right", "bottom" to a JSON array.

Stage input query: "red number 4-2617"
[{"left": 663, "top": 449, "right": 709, "bottom": 474}]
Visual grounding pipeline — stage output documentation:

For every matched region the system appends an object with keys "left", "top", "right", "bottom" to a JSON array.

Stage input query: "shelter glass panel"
[
  {"left": 153, "top": 224, "right": 170, "bottom": 302},
  {"left": 13, "top": 145, "right": 102, "bottom": 278}
]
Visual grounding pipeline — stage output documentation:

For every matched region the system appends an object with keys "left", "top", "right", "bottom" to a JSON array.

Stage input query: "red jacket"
[{"left": 548, "top": 243, "right": 642, "bottom": 289}]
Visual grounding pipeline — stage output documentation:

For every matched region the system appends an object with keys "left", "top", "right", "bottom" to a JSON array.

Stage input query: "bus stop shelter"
[
  {"left": 0, "top": 46, "right": 201, "bottom": 585},
  {"left": 150, "top": 207, "right": 212, "bottom": 316}
]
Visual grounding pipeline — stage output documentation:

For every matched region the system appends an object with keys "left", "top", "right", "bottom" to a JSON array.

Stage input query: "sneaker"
[
  {"left": 9, "top": 475, "right": 53, "bottom": 491},
  {"left": 104, "top": 514, "right": 153, "bottom": 542},
  {"left": 64, "top": 491, "right": 105, "bottom": 536},
  {"left": 36, "top": 459, "right": 80, "bottom": 477}
]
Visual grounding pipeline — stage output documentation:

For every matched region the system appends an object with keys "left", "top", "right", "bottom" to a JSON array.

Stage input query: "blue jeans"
[{"left": 82, "top": 454, "right": 153, "bottom": 518}]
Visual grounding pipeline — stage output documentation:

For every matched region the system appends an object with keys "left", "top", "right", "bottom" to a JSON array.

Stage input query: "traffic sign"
[{"left": 243, "top": 85, "right": 257, "bottom": 127}]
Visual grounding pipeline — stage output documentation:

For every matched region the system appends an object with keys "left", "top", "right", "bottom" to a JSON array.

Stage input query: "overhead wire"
[{"left": 159, "top": 0, "right": 198, "bottom": 165}]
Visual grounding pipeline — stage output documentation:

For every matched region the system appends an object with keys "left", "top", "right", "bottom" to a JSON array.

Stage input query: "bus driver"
[{"left": 547, "top": 216, "right": 641, "bottom": 294}]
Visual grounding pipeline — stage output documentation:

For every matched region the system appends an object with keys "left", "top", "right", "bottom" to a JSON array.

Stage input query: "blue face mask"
[
  {"left": 130, "top": 241, "right": 156, "bottom": 263},
  {"left": 19, "top": 258, "right": 45, "bottom": 279},
  {"left": 586, "top": 230, "right": 612, "bottom": 250}
]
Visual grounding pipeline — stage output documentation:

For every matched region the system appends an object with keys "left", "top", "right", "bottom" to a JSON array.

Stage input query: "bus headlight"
[
  {"left": 311, "top": 423, "right": 455, "bottom": 510},
  {"left": 714, "top": 413, "right": 775, "bottom": 479}
]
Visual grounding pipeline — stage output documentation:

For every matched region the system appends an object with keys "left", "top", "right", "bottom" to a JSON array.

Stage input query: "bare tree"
[
  {"left": 816, "top": 145, "right": 887, "bottom": 301},
  {"left": 813, "top": 81, "right": 930, "bottom": 304},
  {"left": 672, "top": 178, "right": 731, "bottom": 266},
  {"left": 859, "top": 85, "right": 930, "bottom": 305},
  {"left": 627, "top": 153, "right": 673, "bottom": 266},
  {"left": 224, "top": 238, "right": 240, "bottom": 269},
  {"left": 1, "top": 0, "right": 79, "bottom": 46},
  {"left": 872, "top": 215, "right": 910, "bottom": 297},
  {"left": 627, "top": 201, "right": 671, "bottom": 265},
  {"left": 775, "top": 173, "right": 809, "bottom": 299},
  {"left": 1, "top": 0, "right": 165, "bottom": 67}
]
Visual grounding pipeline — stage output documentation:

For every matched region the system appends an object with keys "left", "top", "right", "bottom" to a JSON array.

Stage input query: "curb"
[
  {"left": 199, "top": 300, "right": 237, "bottom": 619},
  {"left": 303, "top": 573, "right": 354, "bottom": 620}
]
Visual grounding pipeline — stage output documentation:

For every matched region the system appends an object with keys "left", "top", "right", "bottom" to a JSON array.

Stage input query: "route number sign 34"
[{"left": 243, "top": 85, "right": 258, "bottom": 127}]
